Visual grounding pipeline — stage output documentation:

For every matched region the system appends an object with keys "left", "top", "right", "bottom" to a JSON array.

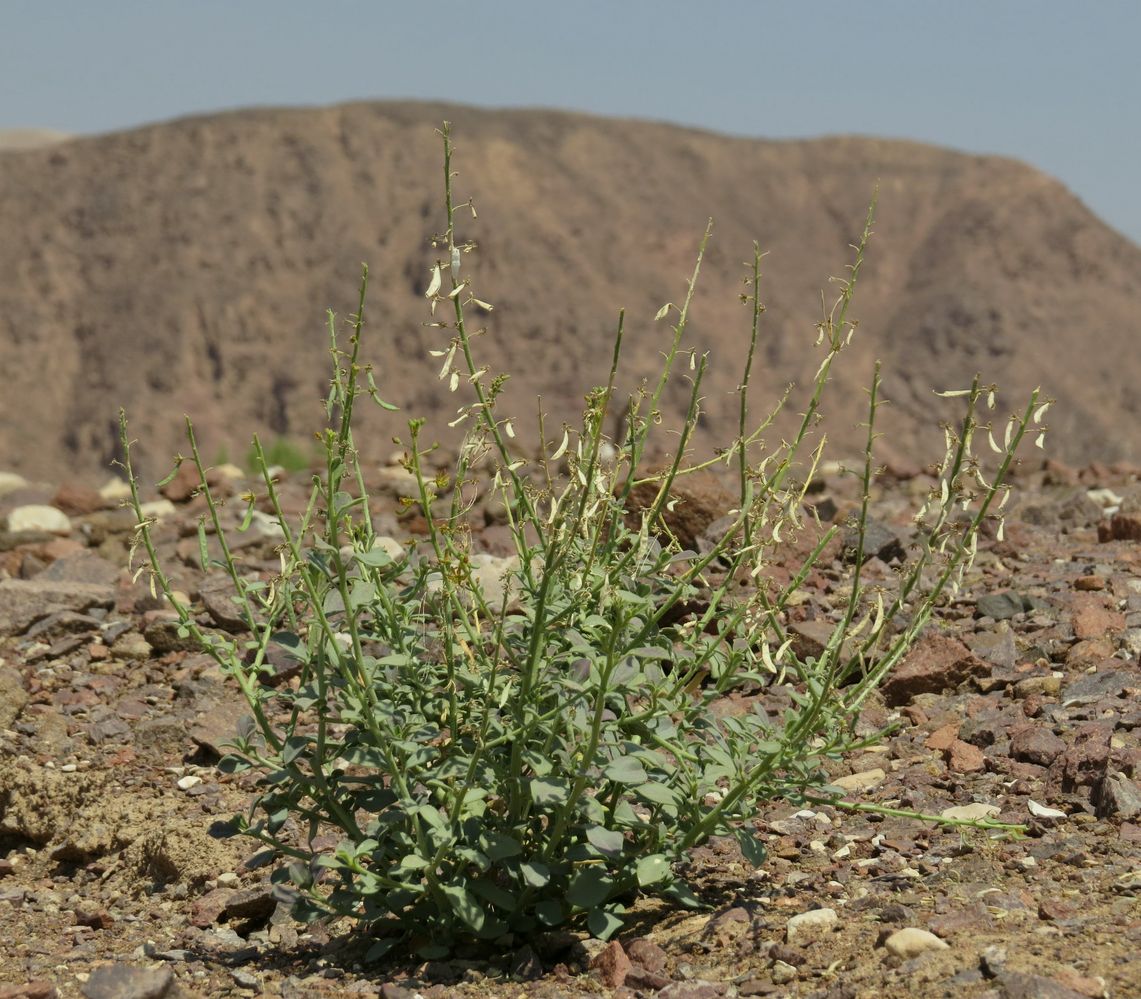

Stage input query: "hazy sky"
[{"left": 4, "top": 1, "right": 1138, "bottom": 244}]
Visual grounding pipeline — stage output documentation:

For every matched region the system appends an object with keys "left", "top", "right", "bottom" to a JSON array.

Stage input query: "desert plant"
[{"left": 119, "top": 123, "right": 1048, "bottom": 957}]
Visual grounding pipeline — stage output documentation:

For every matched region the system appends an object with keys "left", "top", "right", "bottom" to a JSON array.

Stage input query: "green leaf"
[
  {"left": 479, "top": 831, "right": 522, "bottom": 862},
  {"left": 468, "top": 877, "right": 516, "bottom": 912},
  {"left": 587, "top": 906, "right": 624, "bottom": 940},
  {"left": 733, "top": 826, "right": 768, "bottom": 867},
  {"left": 519, "top": 861, "right": 550, "bottom": 888},
  {"left": 634, "top": 780, "right": 680, "bottom": 808},
  {"left": 566, "top": 866, "right": 613, "bottom": 910},
  {"left": 530, "top": 777, "right": 571, "bottom": 807},
  {"left": 603, "top": 756, "right": 647, "bottom": 785},
  {"left": 636, "top": 854, "right": 670, "bottom": 886},
  {"left": 280, "top": 736, "right": 309, "bottom": 765},
  {"left": 364, "top": 938, "right": 397, "bottom": 963},
  {"left": 441, "top": 883, "right": 485, "bottom": 932},
  {"left": 354, "top": 548, "right": 396, "bottom": 568},
  {"left": 534, "top": 898, "right": 564, "bottom": 926},
  {"left": 585, "top": 826, "right": 625, "bottom": 857},
  {"left": 454, "top": 846, "right": 490, "bottom": 872},
  {"left": 397, "top": 853, "right": 429, "bottom": 871},
  {"left": 661, "top": 877, "right": 704, "bottom": 909}
]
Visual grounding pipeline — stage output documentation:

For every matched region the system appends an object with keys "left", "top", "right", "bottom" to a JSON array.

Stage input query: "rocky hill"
[{"left": 1, "top": 101, "right": 1137, "bottom": 481}]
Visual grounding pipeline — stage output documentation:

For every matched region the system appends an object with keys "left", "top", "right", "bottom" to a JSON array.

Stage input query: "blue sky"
[{"left": 4, "top": 1, "right": 1138, "bottom": 243}]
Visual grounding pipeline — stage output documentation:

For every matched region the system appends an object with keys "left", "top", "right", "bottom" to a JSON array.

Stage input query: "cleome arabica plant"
[{"left": 120, "top": 123, "right": 1049, "bottom": 958}]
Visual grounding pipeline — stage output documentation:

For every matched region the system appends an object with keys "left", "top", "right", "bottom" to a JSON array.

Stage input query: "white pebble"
[
  {"left": 884, "top": 927, "right": 950, "bottom": 959},
  {"left": 6, "top": 504, "right": 71, "bottom": 534},
  {"left": 786, "top": 907, "right": 838, "bottom": 943},
  {"left": 941, "top": 802, "right": 1000, "bottom": 821},
  {"left": 176, "top": 775, "right": 202, "bottom": 791}
]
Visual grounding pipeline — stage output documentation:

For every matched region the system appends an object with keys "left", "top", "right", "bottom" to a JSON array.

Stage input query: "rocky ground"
[{"left": 0, "top": 456, "right": 1139, "bottom": 999}]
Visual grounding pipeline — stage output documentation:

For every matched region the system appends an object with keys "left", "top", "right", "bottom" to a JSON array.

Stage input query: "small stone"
[
  {"left": 881, "top": 636, "right": 989, "bottom": 705},
  {"left": 0, "top": 471, "right": 29, "bottom": 497},
  {"left": 52, "top": 483, "right": 108, "bottom": 516},
  {"left": 176, "top": 774, "right": 202, "bottom": 791},
  {"left": 138, "top": 499, "right": 177, "bottom": 521},
  {"left": 80, "top": 963, "right": 173, "bottom": 999},
  {"left": 98, "top": 477, "right": 133, "bottom": 501},
  {"left": 1071, "top": 595, "right": 1126, "bottom": 641},
  {"left": 230, "top": 969, "right": 260, "bottom": 990},
  {"left": 993, "top": 970, "right": 1089, "bottom": 999},
  {"left": 946, "top": 739, "right": 986, "bottom": 773},
  {"left": 626, "top": 937, "right": 668, "bottom": 973},
  {"left": 941, "top": 803, "right": 1000, "bottom": 822},
  {"left": 111, "top": 632, "right": 153, "bottom": 661},
  {"left": 1095, "top": 771, "right": 1141, "bottom": 819},
  {"left": 590, "top": 939, "right": 631, "bottom": 989},
  {"left": 1010, "top": 726, "right": 1066, "bottom": 766},
  {"left": 785, "top": 907, "right": 838, "bottom": 943},
  {"left": 833, "top": 768, "right": 886, "bottom": 792},
  {"left": 1027, "top": 799, "right": 1067, "bottom": 819},
  {"left": 882, "top": 927, "right": 949, "bottom": 959},
  {"left": 6, "top": 505, "right": 71, "bottom": 534},
  {"left": 976, "top": 591, "right": 1029, "bottom": 620},
  {"left": 770, "top": 960, "right": 797, "bottom": 984}
]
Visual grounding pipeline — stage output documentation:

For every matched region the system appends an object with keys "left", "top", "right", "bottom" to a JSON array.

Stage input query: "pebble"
[
  {"left": 0, "top": 471, "right": 29, "bottom": 496},
  {"left": 833, "top": 768, "right": 886, "bottom": 792},
  {"left": 941, "top": 802, "right": 1000, "bottom": 821},
  {"left": 786, "top": 907, "right": 838, "bottom": 943},
  {"left": 79, "top": 963, "right": 173, "bottom": 999},
  {"left": 138, "top": 499, "right": 177, "bottom": 521},
  {"left": 176, "top": 774, "right": 202, "bottom": 791},
  {"left": 883, "top": 927, "right": 950, "bottom": 958},
  {"left": 6, "top": 504, "right": 71, "bottom": 534},
  {"left": 770, "top": 960, "right": 798, "bottom": 984}
]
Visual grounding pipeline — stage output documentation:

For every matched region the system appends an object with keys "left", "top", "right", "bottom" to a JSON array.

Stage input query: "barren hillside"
[{"left": 1, "top": 101, "right": 1137, "bottom": 481}]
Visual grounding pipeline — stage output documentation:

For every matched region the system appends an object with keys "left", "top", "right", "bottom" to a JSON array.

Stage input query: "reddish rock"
[
  {"left": 590, "top": 939, "right": 632, "bottom": 989},
  {"left": 52, "top": 482, "right": 109, "bottom": 516},
  {"left": 924, "top": 723, "right": 959, "bottom": 752},
  {"left": 1099, "top": 513, "right": 1141, "bottom": 542},
  {"left": 946, "top": 739, "right": 986, "bottom": 773},
  {"left": 1070, "top": 594, "right": 1126, "bottom": 640},
  {"left": 881, "top": 635, "right": 990, "bottom": 706},
  {"left": 625, "top": 937, "right": 669, "bottom": 973},
  {"left": 1072, "top": 575, "right": 1106, "bottom": 591},
  {"left": 1046, "top": 721, "right": 1115, "bottom": 796},
  {"left": 159, "top": 461, "right": 202, "bottom": 503},
  {"left": 624, "top": 471, "right": 733, "bottom": 552},
  {"left": 1009, "top": 725, "right": 1066, "bottom": 766},
  {"left": 190, "top": 887, "right": 233, "bottom": 928}
]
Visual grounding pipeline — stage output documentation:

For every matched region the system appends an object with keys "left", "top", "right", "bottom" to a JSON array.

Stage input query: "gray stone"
[
  {"left": 967, "top": 623, "right": 1017, "bottom": 670},
  {"left": 40, "top": 550, "right": 122, "bottom": 585},
  {"left": 0, "top": 579, "right": 115, "bottom": 635},
  {"left": 976, "top": 591, "right": 1030, "bottom": 621},
  {"left": 842, "top": 519, "right": 905, "bottom": 564},
  {"left": 993, "top": 970, "right": 1087, "bottom": 999},
  {"left": 1095, "top": 771, "right": 1141, "bottom": 820},
  {"left": 80, "top": 963, "right": 173, "bottom": 999}
]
